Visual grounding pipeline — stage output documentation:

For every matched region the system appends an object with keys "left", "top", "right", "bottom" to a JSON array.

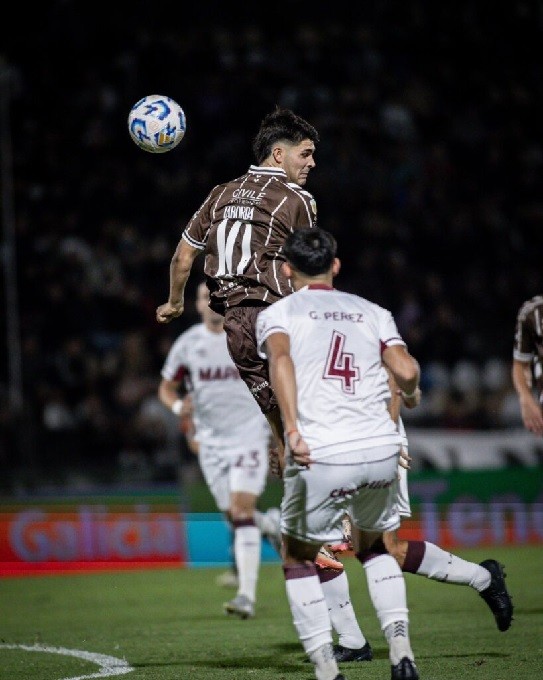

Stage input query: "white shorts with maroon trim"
[
  {"left": 199, "top": 438, "right": 269, "bottom": 512},
  {"left": 280, "top": 444, "right": 402, "bottom": 544}
]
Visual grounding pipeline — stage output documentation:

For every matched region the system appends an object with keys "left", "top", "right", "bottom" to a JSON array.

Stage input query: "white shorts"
[
  {"left": 198, "top": 440, "right": 269, "bottom": 512},
  {"left": 281, "top": 444, "right": 402, "bottom": 544}
]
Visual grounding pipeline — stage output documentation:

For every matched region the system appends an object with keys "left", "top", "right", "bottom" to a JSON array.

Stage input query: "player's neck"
[{"left": 294, "top": 274, "right": 334, "bottom": 290}]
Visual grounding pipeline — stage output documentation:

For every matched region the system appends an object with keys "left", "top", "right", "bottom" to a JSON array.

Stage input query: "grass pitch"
[{"left": 0, "top": 545, "right": 541, "bottom": 680}]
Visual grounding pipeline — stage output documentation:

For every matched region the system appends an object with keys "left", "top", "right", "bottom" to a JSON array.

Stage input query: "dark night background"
[{"left": 1, "top": 1, "right": 542, "bottom": 491}]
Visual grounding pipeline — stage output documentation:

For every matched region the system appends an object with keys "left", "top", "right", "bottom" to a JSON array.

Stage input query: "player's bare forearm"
[
  {"left": 264, "top": 332, "right": 313, "bottom": 467},
  {"left": 267, "top": 341, "right": 312, "bottom": 467},
  {"left": 156, "top": 239, "right": 199, "bottom": 323},
  {"left": 383, "top": 345, "right": 421, "bottom": 408},
  {"left": 271, "top": 357, "right": 299, "bottom": 435},
  {"left": 386, "top": 369, "right": 402, "bottom": 423}
]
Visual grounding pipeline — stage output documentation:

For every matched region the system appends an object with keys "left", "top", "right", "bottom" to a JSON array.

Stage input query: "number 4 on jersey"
[{"left": 324, "top": 330, "right": 360, "bottom": 394}]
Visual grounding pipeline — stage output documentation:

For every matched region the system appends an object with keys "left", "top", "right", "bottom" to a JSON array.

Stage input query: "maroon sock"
[{"left": 402, "top": 540, "right": 426, "bottom": 573}]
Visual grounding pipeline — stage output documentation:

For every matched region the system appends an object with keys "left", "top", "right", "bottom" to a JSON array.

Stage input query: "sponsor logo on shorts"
[{"left": 330, "top": 478, "right": 394, "bottom": 498}]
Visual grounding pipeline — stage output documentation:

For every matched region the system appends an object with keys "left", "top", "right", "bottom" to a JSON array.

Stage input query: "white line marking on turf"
[{"left": 0, "top": 643, "right": 135, "bottom": 679}]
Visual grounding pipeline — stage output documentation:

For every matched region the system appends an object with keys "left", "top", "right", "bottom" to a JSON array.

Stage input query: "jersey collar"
[
  {"left": 305, "top": 284, "right": 334, "bottom": 290},
  {"left": 249, "top": 165, "right": 287, "bottom": 179}
]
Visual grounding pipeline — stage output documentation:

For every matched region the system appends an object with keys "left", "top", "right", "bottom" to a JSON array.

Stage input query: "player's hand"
[
  {"left": 521, "top": 399, "right": 543, "bottom": 436},
  {"left": 397, "top": 387, "right": 421, "bottom": 409},
  {"left": 156, "top": 301, "right": 184, "bottom": 323},
  {"left": 398, "top": 446, "right": 412, "bottom": 470},
  {"left": 287, "top": 430, "right": 313, "bottom": 468}
]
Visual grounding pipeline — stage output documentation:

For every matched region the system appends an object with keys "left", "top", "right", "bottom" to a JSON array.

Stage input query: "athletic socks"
[
  {"left": 233, "top": 519, "right": 260, "bottom": 602},
  {"left": 308, "top": 642, "right": 341, "bottom": 680},
  {"left": 319, "top": 569, "right": 367, "bottom": 650},
  {"left": 357, "top": 552, "right": 413, "bottom": 666},
  {"left": 385, "top": 620, "right": 415, "bottom": 666},
  {"left": 405, "top": 540, "right": 491, "bottom": 591},
  {"left": 283, "top": 563, "right": 334, "bottom": 655}
]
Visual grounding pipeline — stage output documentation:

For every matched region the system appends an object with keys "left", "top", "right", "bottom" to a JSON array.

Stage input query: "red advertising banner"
[{"left": 0, "top": 505, "right": 186, "bottom": 576}]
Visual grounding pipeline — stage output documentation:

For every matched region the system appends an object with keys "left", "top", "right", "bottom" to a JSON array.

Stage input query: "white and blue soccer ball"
[{"left": 127, "top": 95, "right": 186, "bottom": 153}]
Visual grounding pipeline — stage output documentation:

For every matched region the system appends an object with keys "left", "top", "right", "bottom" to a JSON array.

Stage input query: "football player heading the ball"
[{"left": 155, "top": 106, "right": 318, "bottom": 468}]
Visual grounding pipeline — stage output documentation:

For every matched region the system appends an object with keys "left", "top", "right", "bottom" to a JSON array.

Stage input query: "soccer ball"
[{"left": 127, "top": 95, "right": 186, "bottom": 153}]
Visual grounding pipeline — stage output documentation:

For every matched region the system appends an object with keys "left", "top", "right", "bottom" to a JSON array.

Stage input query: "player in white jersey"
[
  {"left": 159, "top": 282, "right": 281, "bottom": 619},
  {"left": 256, "top": 228, "right": 421, "bottom": 680}
]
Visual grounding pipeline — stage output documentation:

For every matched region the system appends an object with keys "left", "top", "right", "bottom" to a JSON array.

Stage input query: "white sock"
[
  {"left": 418, "top": 542, "right": 491, "bottom": 591},
  {"left": 384, "top": 620, "right": 414, "bottom": 666},
  {"left": 321, "top": 571, "right": 366, "bottom": 649},
  {"left": 234, "top": 524, "right": 260, "bottom": 602},
  {"left": 308, "top": 642, "right": 340, "bottom": 680},
  {"left": 363, "top": 554, "right": 409, "bottom": 631},
  {"left": 284, "top": 566, "right": 333, "bottom": 655}
]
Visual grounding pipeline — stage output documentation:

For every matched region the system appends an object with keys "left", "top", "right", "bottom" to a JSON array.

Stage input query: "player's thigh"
[
  {"left": 199, "top": 446, "right": 230, "bottom": 513},
  {"left": 223, "top": 306, "right": 277, "bottom": 414},
  {"left": 280, "top": 459, "right": 360, "bottom": 544},
  {"left": 348, "top": 445, "right": 401, "bottom": 533}
]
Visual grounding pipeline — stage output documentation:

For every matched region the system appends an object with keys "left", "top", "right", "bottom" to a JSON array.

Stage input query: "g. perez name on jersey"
[{"left": 308, "top": 310, "right": 365, "bottom": 322}]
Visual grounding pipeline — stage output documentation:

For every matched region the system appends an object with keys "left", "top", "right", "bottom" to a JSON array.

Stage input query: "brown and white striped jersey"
[
  {"left": 182, "top": 165, "right": 317, "bottom": 314},
  {"left": 513, "top": 294, "right": 543, "bottom": 401}
]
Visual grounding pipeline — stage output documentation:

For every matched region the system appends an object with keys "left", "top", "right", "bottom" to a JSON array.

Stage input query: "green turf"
[{"left": 0, "top": 545, "right": 541, "bottom": 679}]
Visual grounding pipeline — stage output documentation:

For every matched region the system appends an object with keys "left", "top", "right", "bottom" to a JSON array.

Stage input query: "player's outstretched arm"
[{"left": 156, "top": 239, "right": 200, "bottom": 323}]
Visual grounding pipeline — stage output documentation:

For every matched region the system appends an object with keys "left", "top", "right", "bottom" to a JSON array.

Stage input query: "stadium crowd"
[{"left": 1, "top": 2, "right": 541, "bottom": 490}]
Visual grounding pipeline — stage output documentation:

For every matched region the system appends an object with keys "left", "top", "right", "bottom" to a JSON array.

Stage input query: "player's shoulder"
[
  {"left": 334, "top": 288, "right": 389, "bottom": 312},
  {"left": 257, "top": 298, "right": 290, "bottom": 327},
  {"left": 286, "top": 181, "right": 315, "bottom": 199},
  {"left": 286, "top": 182, "right": 317, "bottom": 209}
]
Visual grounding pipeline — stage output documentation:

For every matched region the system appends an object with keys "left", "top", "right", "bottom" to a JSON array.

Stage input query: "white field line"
[{"left": 0, "top": 643, "right": 135, "bottom": 679}]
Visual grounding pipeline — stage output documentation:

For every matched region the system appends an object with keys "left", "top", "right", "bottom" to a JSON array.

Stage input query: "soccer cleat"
[
  {"left": 333, "top": 675, "right": 346, "bottom": 680},
  {"left": 315, "top": 545, "right": 344, "bottom": 571},
  {"left": 391, "top": 657, "right": 419, "bottom": 680},
  {"left": 479, "top": 559, "right": 513, "bottom": 631},
  {"left": 224, "top": 594, "right": 255, "bottom": 619},
  {"left": 216, "top": 569, "right": 239, "bottom": 589},
  {"left": 334, "top": 641, "right": 373, "bottom": 662}
]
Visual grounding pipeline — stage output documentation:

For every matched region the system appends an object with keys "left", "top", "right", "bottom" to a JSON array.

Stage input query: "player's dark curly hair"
[
  {"left": 283, "top": 228, "right": 337, "bottom": 276},
  {"left": 252, "top": 106, "right": 319, "bottom": 164}
]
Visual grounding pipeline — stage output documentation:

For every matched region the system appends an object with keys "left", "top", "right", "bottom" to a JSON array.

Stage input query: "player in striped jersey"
[
  {"left": 512, "top": 295, "right": 543, "bottom": 436},
  {"left": 156, "top": 107, "right": 319, "bottom": 464},
  {"left": 155, "top": 109, "right": 373, "bottom": 658}
]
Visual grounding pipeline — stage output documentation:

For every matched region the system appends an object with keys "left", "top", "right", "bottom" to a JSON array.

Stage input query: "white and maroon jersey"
[
  {"left": 161, "top": 323, "right": 269, "bottom": 448},
  {"left": 256, "top": 284, "right": 404, "bottom": 457},
  {"left": 181, "top": 165, "right": 317, "bottom": 314},
  {"left": 513, "top": 294, "right": 543, "bottom": 401}
]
